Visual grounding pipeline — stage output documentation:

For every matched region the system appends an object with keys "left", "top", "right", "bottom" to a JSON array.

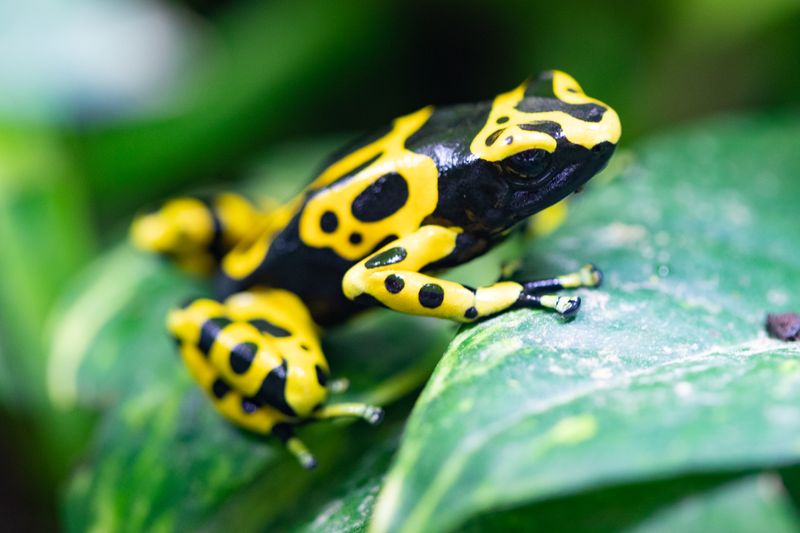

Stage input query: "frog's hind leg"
[
  {"left": 342, "top": 225, "right": 586, "bottom": 323},
  {"left": 169, "top": 288, "right": 383, "bottom": 468},
  {"left": 131, "top": 193, "right": 261, "bottom": 275},
  {"left": 178, "top": 340, "right": 317, "bottom": 468}
]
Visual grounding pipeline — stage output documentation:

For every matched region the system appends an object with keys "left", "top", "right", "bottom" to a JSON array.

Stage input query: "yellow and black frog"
[{"left": 131, "top": 70, "right": 621, "bottom": 468}]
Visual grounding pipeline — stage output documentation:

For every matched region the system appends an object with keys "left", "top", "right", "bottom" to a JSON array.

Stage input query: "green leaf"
[
  {"left": 628, "top": 475, "right": 799, "bottom": 533},
  {"left": 371, "top": 113, "right": 800, "bottom": 532},
  {"left": 58, "top": 260, "right": 449, "bottom": 531},
  {"left": 51, "top": 139, "right": 453, "bottom": 531},
  {"left": 462, "top": 472, "right": 799, "bottom": 532},
  {"left": 0, "top": 125, "right": 94, "bottom": 408}
]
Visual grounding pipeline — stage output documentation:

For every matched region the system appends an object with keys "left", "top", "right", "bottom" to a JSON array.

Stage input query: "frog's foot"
[
  {"left": 516, "top": 293, "right": 581, "bottom": 320},
  {"left": 312, "top": 402, "right": 384, "bottom": 425},
  {"left": 130, "top": 192, "right": 261, "bottom": 276},
  {"left": 272, "top": 423, "right": 318, "bottom": 469},
  {"left": 521, "top": 263, "right": 603, "bottom": 294}
]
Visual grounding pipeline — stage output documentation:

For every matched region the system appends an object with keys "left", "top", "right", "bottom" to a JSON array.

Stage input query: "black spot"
[
  {"left": 320, "top": 211, "right": 338, "bottom": 233},
  {"left": 465, "top": 307, "right": 478, "bottom": 319},
  {"left": 199, "top": 317, "right": 232, "bottom": 354},
  {"left": 300, "top": 344, "right": 310, "bottom": 351},
  {"left": 256, "top": 360, "right": 295, "bottom": 416},
  {"left": 504, "top": 136, "right": 513, "bottom": 145},
  {"left": 241, "top": 398, "right": 259, "bottom": 414},
  {"left": 249, "top": 318, "right": 291, "bottom": 338},
  {"left": 418, "top": 284, "right": 444, "bottom": 308},
  {"left": 230, "top": 342, "right": 258, "bottom": 374},
  {"left": 485, "top": 129, "right": 505, "bottom": 146},
  {"left": 365, "top": 247, "right": 407, "bottom": 269},
  {"left": 349, "top": 232, "right": 363, "bottom": 244},
  {"left": 351, "top": 172, "right": 409, "bottom": 222},
  {"left": 211, "top": 378, "right": 230, "bottom": 399},
  {"left": 496, "top": 116, "right": 509, "bottom": 124},
  {"left": 315, "top": 364, "right": 328, "bottom": 386},
  {"left": 384, "top": 274, "right": 404, "bottom": 294}
]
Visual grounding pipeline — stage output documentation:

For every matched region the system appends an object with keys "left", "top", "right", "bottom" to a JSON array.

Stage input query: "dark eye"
[{"left": 503, "top": 149, "right": 551, "bottom": 180}]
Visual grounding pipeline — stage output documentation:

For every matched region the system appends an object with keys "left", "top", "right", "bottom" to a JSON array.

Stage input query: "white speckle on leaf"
[
  {"left": 595, "top": 222, "right": 647, "bottom": 248},
  {"left": 673, "top": 382, "right": 693, "bottom": 397},
  {"left": 311, "top": 499, "right": 344, "bottom": 529},
  {"left": 548, "top": 414, "right": 598, "bottom": 445},
  {"left": 723, "top": 199, "right": 753, "bottom": 226},
  {"left": 458, "top": 398, "right": 475, "bottom": 412},
  {"left": 591, "top": 368, "right": 613, "bottom": 380},
  {"left": 767, "top": 289, "right": 789, "bottom": 306}
]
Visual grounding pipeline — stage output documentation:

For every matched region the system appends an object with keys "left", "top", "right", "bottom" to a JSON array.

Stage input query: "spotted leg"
[
  {"left": 343, "top": 225, "right": 583, "bottom": 323},
  {"left": 169, "top": 287, "right": 383, "bottom": 468}
]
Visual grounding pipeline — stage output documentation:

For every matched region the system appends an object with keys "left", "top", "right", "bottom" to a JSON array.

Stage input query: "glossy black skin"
[{"left": 217, "top": 95, "right": 616, "bottom": 326}]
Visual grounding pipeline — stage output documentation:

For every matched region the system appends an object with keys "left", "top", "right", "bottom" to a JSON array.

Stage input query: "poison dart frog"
[{"left": 131, "top": 70, "right": 621, "bottom": 468}]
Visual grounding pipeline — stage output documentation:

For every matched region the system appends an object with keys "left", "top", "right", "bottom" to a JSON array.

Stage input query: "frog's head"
[{"left": 461, "top": 70, "right": 620, "bottom": 230}]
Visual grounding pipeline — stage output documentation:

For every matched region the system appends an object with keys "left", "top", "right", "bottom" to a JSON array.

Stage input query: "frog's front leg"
[
  {"left": 342, "top": 225, "right": 583, "bottom": 322},
  {"left": 170, "top": 288, "right": 382, "bottom": 468},
  {"left": 519, "top": 263, "right": 603, "bottom": 293}
]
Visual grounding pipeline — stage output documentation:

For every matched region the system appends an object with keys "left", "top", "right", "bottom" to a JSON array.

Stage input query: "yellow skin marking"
[
  {"left": 470, "top": 70, "right": 621, "bottom": 161},
  {"left": 169, "top": 289, "right": 328, "bottom": 418},
  {"left": 342, "top": 225, "right": 582, "bottom": 322},
  {"left": 223, "top": 198, "right": 302, "bottom": 280},
  {"left": 299, "top": 107, "right": 439, "bottom": 261},
  {"left": 130, "top": 71, "right": 620, "bottom": 468},
  {"left": 132, "top": 193, "right": 260, "bottom": 276},
  {"left": 180, "top": 342, "right": 291, "bottom": 433},
  {"left": 132, "top": 197, "right": 213, "bottom": 254}
]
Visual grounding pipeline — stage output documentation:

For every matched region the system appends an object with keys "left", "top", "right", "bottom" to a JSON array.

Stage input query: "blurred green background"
[{"left": 0, "top": 0, "right": 798, "bottom": 529}]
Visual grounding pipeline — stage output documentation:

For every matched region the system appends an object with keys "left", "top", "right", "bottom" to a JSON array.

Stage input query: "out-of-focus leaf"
[
  {"left": 370, "top": 113, "right": 800, "bottom": 532},
  {"left": 629, "top": 475, "right": 799, "bottom": 533},
  {"left": 463, "top": 473, "right": 799, "bottom": 532},
  {"left": 0, "top": 125, "right": 94, "bottom": 407},
  {"left": 80, "top": 0, "right": 386, "bottom": 214}
]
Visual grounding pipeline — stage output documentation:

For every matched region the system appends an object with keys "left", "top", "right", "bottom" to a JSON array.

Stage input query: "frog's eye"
[{"left": 502, "top": 149, "right": 552, "bottom": 181}]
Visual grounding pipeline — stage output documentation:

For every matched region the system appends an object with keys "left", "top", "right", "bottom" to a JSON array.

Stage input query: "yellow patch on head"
[{"left": 470, "top": 70, "right": 621, "bottom": 162}]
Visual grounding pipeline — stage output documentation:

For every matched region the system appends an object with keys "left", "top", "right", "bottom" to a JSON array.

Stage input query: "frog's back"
[{"left": 215, "top": 111, "right": 442, "bottom": 325}]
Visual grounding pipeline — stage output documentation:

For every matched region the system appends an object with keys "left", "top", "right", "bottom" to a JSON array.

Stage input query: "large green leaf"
[
  {"left": 370, "top": 113, "right": 800, "bottom": 532},
  {"left": 50, "top": 141, "right": 453, "bottom": 532}
]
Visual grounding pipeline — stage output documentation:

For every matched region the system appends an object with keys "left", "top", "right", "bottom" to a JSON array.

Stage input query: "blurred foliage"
[{"left": 0, "top": 0, "right": 798, "bottom": 530}]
